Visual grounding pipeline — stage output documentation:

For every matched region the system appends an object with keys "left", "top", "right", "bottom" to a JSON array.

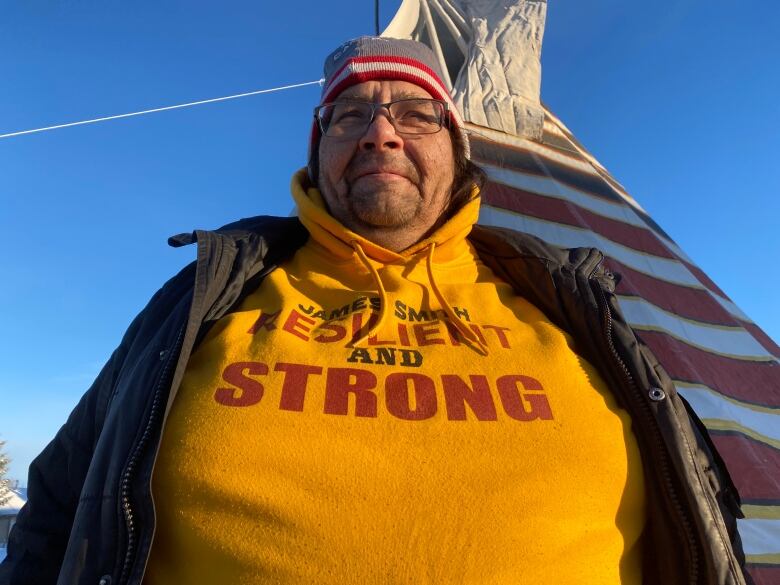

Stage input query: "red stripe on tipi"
[
  {"left": 682, "top": 261, "right": 730, "bottom": 299},
  {"left": 606, "top": 259, "right": 740, "bottom": 326},
  {"left": 638, "top": 330, "right": 780, "bottom": 405},
  {"left": 482, "top": 181, "right": 678, "bottom": 259},
  {"left": 746, "top": 566, "right": 780, "bottom": 585},
  {"left": 741, "top": 322, "right": 780, "bottom": 359},
  {"left": 709, "top": 433, "right": 780, "bottom": 500}
]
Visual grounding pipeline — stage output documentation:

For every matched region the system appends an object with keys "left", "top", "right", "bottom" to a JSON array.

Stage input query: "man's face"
[{"left": 317, "top": 80, "right": 456, "bottom": 252}]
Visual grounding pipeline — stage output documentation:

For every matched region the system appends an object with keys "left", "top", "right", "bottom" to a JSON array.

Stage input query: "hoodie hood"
[{"left": 290, "top": 168, "right": 487, "bottom": 354}]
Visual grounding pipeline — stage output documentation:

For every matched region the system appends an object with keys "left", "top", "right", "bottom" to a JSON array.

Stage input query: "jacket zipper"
[
  {"left": 117, "top": 324, "right": 185, "bottom": 585},
  {"left": 590, "top": 264, "right": 700, "bottom": 585}
]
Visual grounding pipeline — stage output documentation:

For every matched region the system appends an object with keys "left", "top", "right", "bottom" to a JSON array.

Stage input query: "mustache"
[{"left": 345, "top": 154, "right": 419, "bottom": 184}]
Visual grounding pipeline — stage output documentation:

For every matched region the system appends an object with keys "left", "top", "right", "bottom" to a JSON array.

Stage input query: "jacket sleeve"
[
  {"left": 0, "top": 262, "right": 194, "bottom": 585},
  {"left": 677, "top": 393, "right": 750, "bottom": 569},
  {"left": 608, "top": 291, "right": 753, "bottom": 584}
]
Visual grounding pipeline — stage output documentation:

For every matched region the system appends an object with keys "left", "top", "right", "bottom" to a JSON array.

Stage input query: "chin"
[
  {"left": 350, "top": 191, "right": 418, "bottom": 228},
  {"left": 354, "top": 208, "right": 416, "bottom": 230}
]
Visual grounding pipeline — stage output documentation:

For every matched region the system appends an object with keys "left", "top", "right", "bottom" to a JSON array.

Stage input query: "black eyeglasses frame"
[{"left": 313, "top": 98, "right": 450, "bottom": 138}]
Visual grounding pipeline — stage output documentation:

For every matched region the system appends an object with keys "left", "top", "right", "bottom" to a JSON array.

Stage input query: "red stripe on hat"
[
  {"left": 324, "top": 55, "right": 448, "bottom": 98},
  {"left": 324, "top": 61, "right": 449, "bottom": 102},
  {"left": 325, "top": 69, "right": 446, "bottom": 104},
  {"left": 349, "top": 55, "right": 445, "bottom": 84}
]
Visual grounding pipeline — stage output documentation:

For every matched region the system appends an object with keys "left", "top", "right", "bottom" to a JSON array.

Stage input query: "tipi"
[{"left": 382, "top": 1, "right": 779, "bottom": 583}]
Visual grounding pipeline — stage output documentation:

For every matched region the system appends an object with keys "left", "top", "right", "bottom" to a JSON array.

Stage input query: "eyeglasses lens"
[{"left": 319, "top": 99, "right": 444, "bottom": 137}]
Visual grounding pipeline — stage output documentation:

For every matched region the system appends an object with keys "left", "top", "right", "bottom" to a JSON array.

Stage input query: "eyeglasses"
[{"left": 314, "top": 98, "right": 449, "bottom": 138}]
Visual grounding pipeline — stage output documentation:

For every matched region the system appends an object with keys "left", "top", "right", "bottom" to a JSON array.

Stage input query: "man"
[{"left": 1, "top": 37, "right": 750, "bottom": 584}]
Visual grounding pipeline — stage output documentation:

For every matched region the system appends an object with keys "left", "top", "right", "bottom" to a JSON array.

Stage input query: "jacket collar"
[{"left": 168, "top": 215, "right": 611, "bottom": 338}]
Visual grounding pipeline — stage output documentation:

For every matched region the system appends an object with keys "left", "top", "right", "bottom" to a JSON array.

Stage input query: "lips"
[
  {"left": 347, "top": 159, "right": 416, "bottom": 184},
  {"left": 353, "top": 167, "right": 406, "bottom": 180},
  {"left": 356, "top": 171, "right": 406, "bottom": 181}
]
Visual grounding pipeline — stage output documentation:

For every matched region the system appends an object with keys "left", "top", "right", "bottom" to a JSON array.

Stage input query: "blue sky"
[{"left": 1, "top": 0, "right": 778, "bottom": 484}]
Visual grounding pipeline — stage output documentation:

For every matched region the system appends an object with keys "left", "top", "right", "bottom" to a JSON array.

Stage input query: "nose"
[{"left": 358, "top": 109, "right": 404, "bottom": 152}]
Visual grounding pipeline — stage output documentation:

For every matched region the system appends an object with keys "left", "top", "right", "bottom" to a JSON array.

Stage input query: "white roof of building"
[{"left": 0, "top": 488, "right": 27, "bottom": 516}]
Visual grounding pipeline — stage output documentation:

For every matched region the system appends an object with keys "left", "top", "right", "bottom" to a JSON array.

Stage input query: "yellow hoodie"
[{"left": 146, "top": 171, "right": 645, "bottom": 584}]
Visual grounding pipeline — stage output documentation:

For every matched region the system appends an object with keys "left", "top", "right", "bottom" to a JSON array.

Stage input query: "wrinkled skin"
[{"left": 317, "top": 80, "right": 456, "bottom": 252}]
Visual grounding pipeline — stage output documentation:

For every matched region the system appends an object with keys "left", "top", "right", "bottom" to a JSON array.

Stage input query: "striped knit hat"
[{"left": 308, "top": 36, "right": 470, "bottom": 181}]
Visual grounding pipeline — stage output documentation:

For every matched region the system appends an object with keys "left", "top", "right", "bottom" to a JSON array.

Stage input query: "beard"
[
  {"left": 325, "top": 152, "right": 424, "bottom": 230},
  {"left": 344, "top": 175, "right": 422, "bottom": 228}
]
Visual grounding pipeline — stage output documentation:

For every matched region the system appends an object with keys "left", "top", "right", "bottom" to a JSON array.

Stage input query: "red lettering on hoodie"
[
  {"left": 275, "top": 363, "right": 323, "bottom": 411},
  {"left": 313, "top": 322, "right": 347, "bottom": 343},
  {"left": 397, "top": 323, "right": 411, "bottom": 346},
  {"left": 482, "top": 325, "right": 512, "bottom": 349},
  {"left": 324, "top": 368, "right": 378, "bottom": 417},
  {"left": 441, "top": 374, "right": 498, "bottom": 421},
  {"left": 247, "top": 310, "right": 281, "bottom": 334},
  {"left": 282, "top": 309, "right": 316, "bottom": 341},
  {"left": 385, "top": 373, "right": 437, "bottom": 420},
  {"left": 496, "top": 375, "right": 553, "bottom": 421},
  {"left": 214, "top": 362, "right": 268, "bottom": 407}
]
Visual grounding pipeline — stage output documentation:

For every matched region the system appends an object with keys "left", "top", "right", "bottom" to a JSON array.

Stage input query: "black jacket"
[{"left": 0, "top": 217, "right": 751, "bottom": 585}]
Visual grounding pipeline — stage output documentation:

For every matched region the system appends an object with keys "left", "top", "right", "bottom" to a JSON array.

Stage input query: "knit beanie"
[{"left": 308, "top": 36, "right": 470, "bottom": 182}]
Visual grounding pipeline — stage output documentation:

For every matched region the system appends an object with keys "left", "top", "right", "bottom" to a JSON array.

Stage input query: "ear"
[
  {"left": 307, "top": 128, "right": 321, "bottom": 185},
  {"left": 307, "top": 156, "right": 318, "bottom": 185}
]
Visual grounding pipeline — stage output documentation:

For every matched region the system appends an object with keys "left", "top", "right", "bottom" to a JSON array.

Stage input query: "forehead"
[{"left": 334, "top": 80, "right": 434, "bottom": 102}]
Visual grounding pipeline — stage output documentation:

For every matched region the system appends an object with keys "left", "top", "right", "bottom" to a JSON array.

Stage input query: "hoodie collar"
[{"left": 290, "top": 168, "right": 480, "bottom": 264}]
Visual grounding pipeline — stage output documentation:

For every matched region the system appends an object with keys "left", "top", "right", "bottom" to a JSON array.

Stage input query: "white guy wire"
[{"left": 0, "top": 78, "right": 325, "bottom": 140}]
